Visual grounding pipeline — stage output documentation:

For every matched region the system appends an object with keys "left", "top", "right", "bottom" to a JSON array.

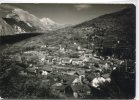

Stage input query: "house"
[
  {"left": 85, "top": 69, "right": 92, "bottom": 73},
  {"left": 71, "top": 58, "right": 83, "bottom": 65},
  {"left": 77, "top": 46, "right": 81, "bottom": 50},
  {"left": 78, "top": 50, "right": 85, "bottom": 54},
  {"left": 72, "top": 71, "right": 85, "bottom": 85},
  {"left": 78, "top": 48, "right": 87, "bottom": 54},
  {"left": 59, "top": 45, "right": 65, "bottom": 53},
  {"left": 36, "top": 66, "right": 53, "bottom": 76},
  {"left": 66, "top": 71, "right": 76, "bottom": 75},
  {"left": 26, "top": 68, "right": 36, "bottom": 75},
  {"left": 74, "top": 42, "right": 77, "bottom": 45},
  {"left": 40, "top": 45, "right": 46, "bottom": 48},
  {"left": 52, "top": 57, "right": 61, "bottom": 65},
  {"left": 47, "top": 46, "right": 57, "bottom": 49},
  {"left": 41, "top": 70, "right": 48, "bottom": 75},
  {"left": 40, "top": 57, "right": 45, "bottom": 62},
  {"left": 45, "top": 56, "right": 53, "bottom": 64},
  {"left": 82, "top": 57, "right": 89, "bottom": 62},
  {"left": 61, "top": 58, "right": 72, "bottom": 65},
  {"left": 84, "top": 53, "right": 92, "bottom": 58},
  {"left": 113, "top": 67, "right": 117, "bottom": 70},
  {"left": 39, "top": 66, "right": 52, "bottom": 73},
  {"left": 72, "top": 75, "right": 85, "bottom": 85}
]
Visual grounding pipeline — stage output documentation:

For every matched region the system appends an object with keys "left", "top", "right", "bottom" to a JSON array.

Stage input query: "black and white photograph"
[{"left": 0, "top": 3, "right": 136, "bottom": 99}]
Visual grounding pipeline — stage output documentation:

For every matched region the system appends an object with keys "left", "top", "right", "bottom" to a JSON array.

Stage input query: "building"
[
  {"left": 39, "top": 66, "right": 53, "bottom": 73},
  {"left": 61, "top": 57, "right": 72, "bottom": 65},
  {"left": 71, "top": 58, "right": 83, "bottom": 66},
  {"left": 66, "top": 71, "right": 77, "bottom": 75},
  {"left": 51, "top": 57, "right": 62, "bottom": 65},
  {"left": 59, "top": 45, "right": 65, "bottom": 53}
]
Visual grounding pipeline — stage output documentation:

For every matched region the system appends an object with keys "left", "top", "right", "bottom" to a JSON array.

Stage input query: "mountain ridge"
[{"left": 0, "top": 7, "right": 69, "bottom": 35}]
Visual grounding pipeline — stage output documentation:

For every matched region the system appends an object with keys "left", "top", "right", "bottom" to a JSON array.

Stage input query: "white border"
[
  {"left": 136, "top": 0, "right": 138, "bottom": 100},
  {"left": 0, "top": 0, "right": 136, "bottom": 5},
  {"left": 0, "top": 0, "right": 137, "bottom": 99}
]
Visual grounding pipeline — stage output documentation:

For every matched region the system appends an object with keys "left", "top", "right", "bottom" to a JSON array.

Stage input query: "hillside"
[
  {"left": 73, "top": 6, "right": 135, "bottom": 48},
  {"left": 72, "top": 6, "right": 135, "bottom": 59},
  {"left": 0, "top": 18, "right": 14, "bottom": 36}
]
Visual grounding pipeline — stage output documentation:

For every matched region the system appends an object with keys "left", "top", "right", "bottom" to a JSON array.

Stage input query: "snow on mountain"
[
  {"left": 0, "top": 7, "right": 70, "bottom": 34},
  {"left": 40, "top": 17, "right": 57, "bottom": 30},
  {"left": 4, "top": 8, "right": 69, "bottom": 32},
  {"left": 40, "top": 17, "right": 56, "bottom": 25},
  {"left": 40, "top": 17, "right": 69, "bottom": 30},
  {"left": 5, "top": 8, "right": 47, "bottom": 32}
]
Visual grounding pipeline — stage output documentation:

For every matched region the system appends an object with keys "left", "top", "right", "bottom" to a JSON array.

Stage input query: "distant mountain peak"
[
  {"left": 40, "top": 17, "right": 56, "bottom": 25},
  {"left": 6, "top": 8, "right": 35, "bottom": 22},
  {"left": 1, "top": 8, "right": 70, "bottom": 34},
  {"left": 40, "top": 17, "right": 69, "bottom": 30},
  {"left": 5, "top": 8, "right": 47, "bottom": 31}
]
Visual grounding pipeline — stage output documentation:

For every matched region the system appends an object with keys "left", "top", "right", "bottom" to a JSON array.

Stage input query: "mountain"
[
  {"left": 72, "top": 6, "right": 135, "bottom": 59},
  {"left": 40, "top": 17, "right": 56, "bottom": 25},
  {"left": 0, "top": 9, "right": 44, "bottom": 44},
  {"left": 4, "top": 8, "right": 47, "bottom": 32},
  {"left": 2, "top": 8, "right": 69, "bottom": 33},
  {"left": 0, "top": 5, "right": 71, "bottom": 46},
  {"left": 3, "top": 6, "right": 135, "bottom": 59},
  {"left": 40, "top": 17, "right": 69, "bottom": 30},
  {"left": 0, "top": 18, "right": 14, "bottom": 36},
  {"left": 73, "top": 6, "right": 135, "bottom": 46},
  {"left": 40, "top": 17, "right": 60, "bottom": 30}
]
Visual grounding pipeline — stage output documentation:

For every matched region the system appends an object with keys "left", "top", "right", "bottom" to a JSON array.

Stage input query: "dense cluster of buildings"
[
  {"left": 12, "top": 43, "right": 123, "bottom": 98},
  {"left": 6, "top": 42, "right": 134, "bottom": 99},
  {"left": 21, "top": 43, "right": 94, "bottom": 67}
]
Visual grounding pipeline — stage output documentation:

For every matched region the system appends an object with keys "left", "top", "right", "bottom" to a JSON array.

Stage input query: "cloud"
[
  {"left": 74, "top": 4, "right": 92, "bottom": 11},
  {"left": 0, "top": 4, "right": 18, "bottom": 10},
  {"left": 0, "top": 4, "right": 20, "bottom": 14}
]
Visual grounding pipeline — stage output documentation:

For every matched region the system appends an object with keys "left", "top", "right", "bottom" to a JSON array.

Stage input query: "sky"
[{"left": 1, "top": 4, "right": 133, "bottom": 24}]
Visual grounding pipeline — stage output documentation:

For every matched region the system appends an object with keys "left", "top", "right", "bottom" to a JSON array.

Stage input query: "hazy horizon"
[{"left": 1, "top": 4, "right": 133, "bottom": 24}]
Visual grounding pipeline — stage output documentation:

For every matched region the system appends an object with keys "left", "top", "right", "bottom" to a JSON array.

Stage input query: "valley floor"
[{"left": 0, "top": 42, "right": 135, "bottom": 99}]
